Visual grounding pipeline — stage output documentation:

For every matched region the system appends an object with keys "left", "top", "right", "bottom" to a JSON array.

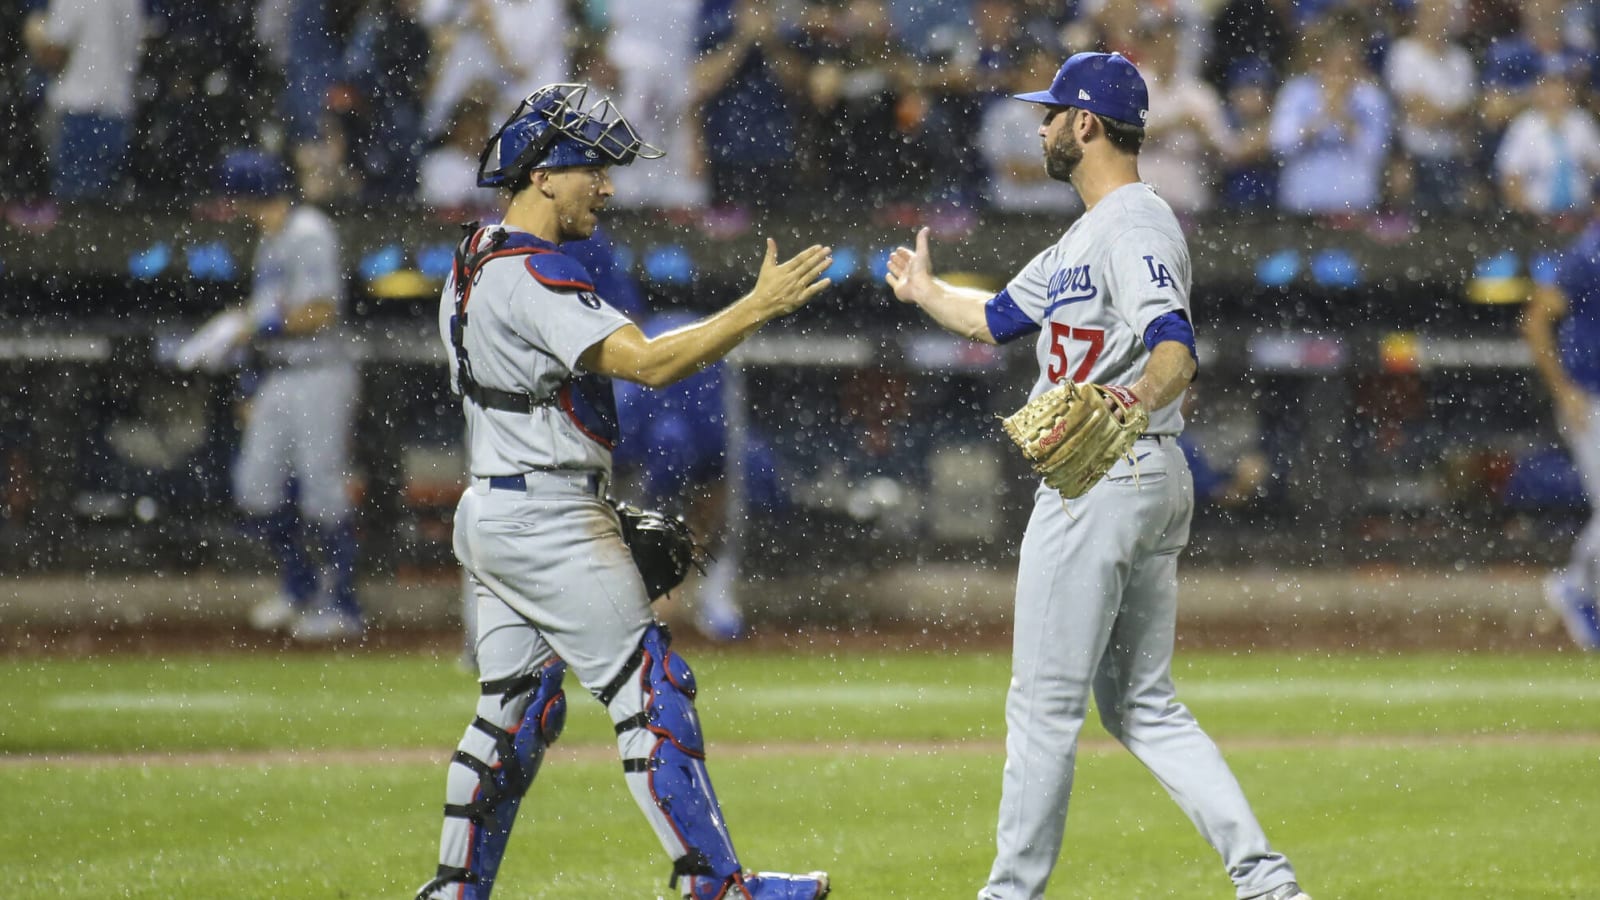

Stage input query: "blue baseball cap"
[{"left": 1013, "top": 52, "right": 1149, "bottom": 126}]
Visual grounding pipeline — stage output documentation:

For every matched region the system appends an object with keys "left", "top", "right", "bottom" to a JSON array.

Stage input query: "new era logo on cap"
[{"left": 1012, "top": 52, "right": 1149, "bottom": 126}]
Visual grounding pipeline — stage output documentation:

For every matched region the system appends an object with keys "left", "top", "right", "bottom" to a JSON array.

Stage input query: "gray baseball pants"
[{"left": 980, "top": 436, "right": 1298, "bottom": 900}]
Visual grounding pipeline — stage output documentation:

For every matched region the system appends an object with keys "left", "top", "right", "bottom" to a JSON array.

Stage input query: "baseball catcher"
[
  {"left": 1001, "top": 382, "right": 1148, "bottom": 499},
  {"left": 414, "top": 81, "right": 832, "bottom": 900}
]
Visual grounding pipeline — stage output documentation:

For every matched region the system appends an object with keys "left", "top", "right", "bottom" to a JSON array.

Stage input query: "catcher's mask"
[{"left": 477, "top": 83, "right": 663, "bottom": 189}]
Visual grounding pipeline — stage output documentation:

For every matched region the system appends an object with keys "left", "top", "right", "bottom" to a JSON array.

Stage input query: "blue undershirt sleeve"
[
  {"left": 1144, "top": 310, "right": 1198, "bottom": 364},
  {"left": 984, "top": 289, "right": 1041, "bottom": 344}
]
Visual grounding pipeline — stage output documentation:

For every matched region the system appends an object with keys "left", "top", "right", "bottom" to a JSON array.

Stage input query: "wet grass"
[{"left": 1, "top": 647, "right": 1597, "bottom": 897}]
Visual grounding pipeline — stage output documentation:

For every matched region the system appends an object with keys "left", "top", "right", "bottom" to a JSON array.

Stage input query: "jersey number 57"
[{"left": 1046, "top": 323, "right": 1105, "bottom": 383}]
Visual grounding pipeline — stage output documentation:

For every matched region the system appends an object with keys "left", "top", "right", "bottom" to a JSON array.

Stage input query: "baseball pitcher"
[{"left": 886, "top": 52, "right": 1311, "bottom": 900}]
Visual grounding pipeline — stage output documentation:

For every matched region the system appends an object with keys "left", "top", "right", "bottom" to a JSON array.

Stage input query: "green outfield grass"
[{"left": 2, "top": 647, "right": 1598, "bottom": 898}]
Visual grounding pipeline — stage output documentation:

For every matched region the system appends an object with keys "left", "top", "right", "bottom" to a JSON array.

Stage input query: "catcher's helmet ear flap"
[{"left": 477, "top": 83, "right": 664, "bottom": 189}]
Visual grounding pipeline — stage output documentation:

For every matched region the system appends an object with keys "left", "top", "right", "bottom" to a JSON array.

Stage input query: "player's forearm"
[
  {"left": 631, "top": 301, "right": 770, "bottom": 387},
  {"left": 1129, "top": 341, "right": 1196, "bottom": 412},
  {"left": 911, "top": 279, "right": 997, "bottom": 344},
  {"left": 281, "top": 301, "right": 337, "bottom": 337}
]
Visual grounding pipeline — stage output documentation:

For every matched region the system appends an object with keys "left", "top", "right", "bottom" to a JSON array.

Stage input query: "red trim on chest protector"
[{"left": 558, "top": 383, "right": 615, "bottom": 450}]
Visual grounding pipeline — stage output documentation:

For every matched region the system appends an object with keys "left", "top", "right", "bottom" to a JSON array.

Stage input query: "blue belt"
[{"left": 487, "top": 471, "right": 603, "bottom": 496}]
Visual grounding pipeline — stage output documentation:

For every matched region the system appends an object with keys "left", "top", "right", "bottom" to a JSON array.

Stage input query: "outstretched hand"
[
  {"left": 750, "top": 238, "right": 832, "bottom": 318},
  {"left": 884, "top": 227, "right": 935, "bottom": 305}
]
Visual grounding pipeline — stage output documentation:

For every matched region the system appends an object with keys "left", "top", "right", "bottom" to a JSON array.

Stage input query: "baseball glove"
[
  {"left": 1000, "top": 382, "right": 1149, "bottom": 499},
  {"left": 610, "top": 499, "right": 708, "bottom": 600}
]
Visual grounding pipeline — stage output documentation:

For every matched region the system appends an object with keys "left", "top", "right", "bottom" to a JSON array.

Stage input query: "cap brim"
[{"left": 1012, "top": 90, "right": 1065, "bottom": 106}]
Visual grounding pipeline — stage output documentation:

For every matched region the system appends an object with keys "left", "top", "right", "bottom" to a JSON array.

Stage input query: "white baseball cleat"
[
  {"left": 1542, "top": 574, "right": 1600, "bottom": 650},
  {"left": 248, "top": 594, "right": 297, "bottom": 631},
  {"left": 1252, "top": 883, "right": 1310, "bottom": 900},
  {"left": 288, "top": 607, "right": 365, "bottom": 642}
]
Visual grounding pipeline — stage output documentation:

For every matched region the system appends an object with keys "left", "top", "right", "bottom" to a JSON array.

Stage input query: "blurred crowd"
[{"left": 7, "top": 0, "right": 1600, "bottom": 228}]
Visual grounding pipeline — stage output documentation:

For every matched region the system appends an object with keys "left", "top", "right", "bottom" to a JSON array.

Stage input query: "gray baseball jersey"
[
  {"left": 435, "top": 224, "right": 648, "bottom": 678},
  {"left": 247, "top": 207, "right": 353, "bottom": 368},
  {"left": 978, "top": 184, "right": 1299, "bottom": 899},
  {"left": 232, "top": 205, "right": 357, "bottom": 525},
  {"left": 429, "top": 224, "right": 661, "bottom": 887},
  {"left": 437, "top": 227, "right": 633, "bottom": 478},
  {"left": 993, "top": 183, "right": 1190, "bottom": 432}
]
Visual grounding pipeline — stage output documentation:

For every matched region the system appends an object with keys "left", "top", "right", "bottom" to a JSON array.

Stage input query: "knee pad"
[
  {"left": 609, "top": 624, "right": 744, "bottom": 899},
  {"left": 425, "top": 659, "right": 567, "bottom": 900}
]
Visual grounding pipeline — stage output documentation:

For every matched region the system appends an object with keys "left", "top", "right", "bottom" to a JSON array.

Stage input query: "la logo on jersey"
[{"left": 1143, "top": 255, "right": 1174, "bottom": 288}]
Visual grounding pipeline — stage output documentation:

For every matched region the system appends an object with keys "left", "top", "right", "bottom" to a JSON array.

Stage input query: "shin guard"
[
  {"left": 418, "top": 659, "right": 568, "bottom": 900},
  {"left": 607, "top": 624, "right": 749, "bottom": 900}
]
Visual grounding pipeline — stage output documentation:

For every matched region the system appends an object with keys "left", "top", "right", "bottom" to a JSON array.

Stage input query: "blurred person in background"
[
  {"left": 419, "top": 93, "right": 499, "bottom": 219},
  {"left": 1082, "top": 0, "right": 1211, "bottom": 77},
  {"left": 1216, "top": 59, "right": 1278, "bottom": 211},
  {"left": 22, "top": 0, "right": 149, "bottom": 201},
  {"left": 128, "top": 0, "right": 264, "bottom": 204},
  {"left": 1203, "top": 0, "right": 1297, "bottom": 90},
  {"left": 605, "top": 0, "right": 709, "bottom": 215},
  {"left": 2, "top": 2, "right": 51, "bottom": 206},
  {"left": 694, "top": 0, "right": 806, "bottom": 228},
  {"left": 1130, "top": 12, "right": 1235, "bottom": 217},
  {"left": 1383, "top": 0, "right": 1479, "bottom": 213},
  {"left": 332, "top": 0, "right": 432, "bottom": 201},
  {"left": 796, "top": 0, "right": 963, "bottom": 211},
  {"left": 1522, "top": 211, "right": 1600, "bottom": 650},
  {"left": 420, "top": 0, "right": 570, "bottom": 140},
  {"left": 1480, "top": 0, "right": 1592, "bottom": 144},
  {"left": 1494, "top": 59, "right": 1600, "bottom": 219},
  {"left": 213, "top": 151, "right": 365, "bottom": 642},
  {"left": 979, "top": 45, "right": 1084, "bottom": 214},
  {"left": 1269, "top": 14, "right": 1392, "bottom": 216},
  {"left": 967, "top": 0, "right": 1031, "bottom": 99}
]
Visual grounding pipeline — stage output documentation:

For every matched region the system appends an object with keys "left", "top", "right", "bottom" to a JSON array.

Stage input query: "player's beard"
[{"left": 1044, "top": 130, "right": 1083, "bottom": 183}]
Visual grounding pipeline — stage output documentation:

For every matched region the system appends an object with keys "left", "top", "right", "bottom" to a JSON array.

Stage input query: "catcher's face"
[
  {"left": 1040, "top": 106, "right": 1084, "bottom": 183},
  {"left": 546, "top": 165, "right": 615, "bottom": 241}
]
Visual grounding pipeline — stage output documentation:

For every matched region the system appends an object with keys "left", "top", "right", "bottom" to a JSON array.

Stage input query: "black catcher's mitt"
[{"left": 609, "top": 499, "right": 708, "bottom": 600}]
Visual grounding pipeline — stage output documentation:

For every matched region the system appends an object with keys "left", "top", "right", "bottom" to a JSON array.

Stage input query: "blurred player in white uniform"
[
  {"left": 413, "top": 83, "right": 832, "bottom": 900},
  {"left": 208, "top": 150, "right": 363, "bottom": 642},
  {"left": 886, "top": 53, "right": 1310, "bottom": 900}
]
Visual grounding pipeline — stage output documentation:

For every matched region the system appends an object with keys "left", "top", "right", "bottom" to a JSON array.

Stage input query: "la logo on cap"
[{"left": 1078, "top": 89, "right": 1092, "bottom": 101}]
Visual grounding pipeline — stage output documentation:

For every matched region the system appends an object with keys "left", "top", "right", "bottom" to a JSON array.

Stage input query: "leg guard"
[
  {"left": 606, "top": 623, "right": 748, "bottom": 900},
  {"left": 416, "top": 659, "right": 568, "bottom": 900}
]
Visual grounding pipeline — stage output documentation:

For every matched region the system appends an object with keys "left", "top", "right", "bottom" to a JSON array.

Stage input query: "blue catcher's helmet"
[{"left": 478, "top": 83, "right": 664, "bottom": 189}]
